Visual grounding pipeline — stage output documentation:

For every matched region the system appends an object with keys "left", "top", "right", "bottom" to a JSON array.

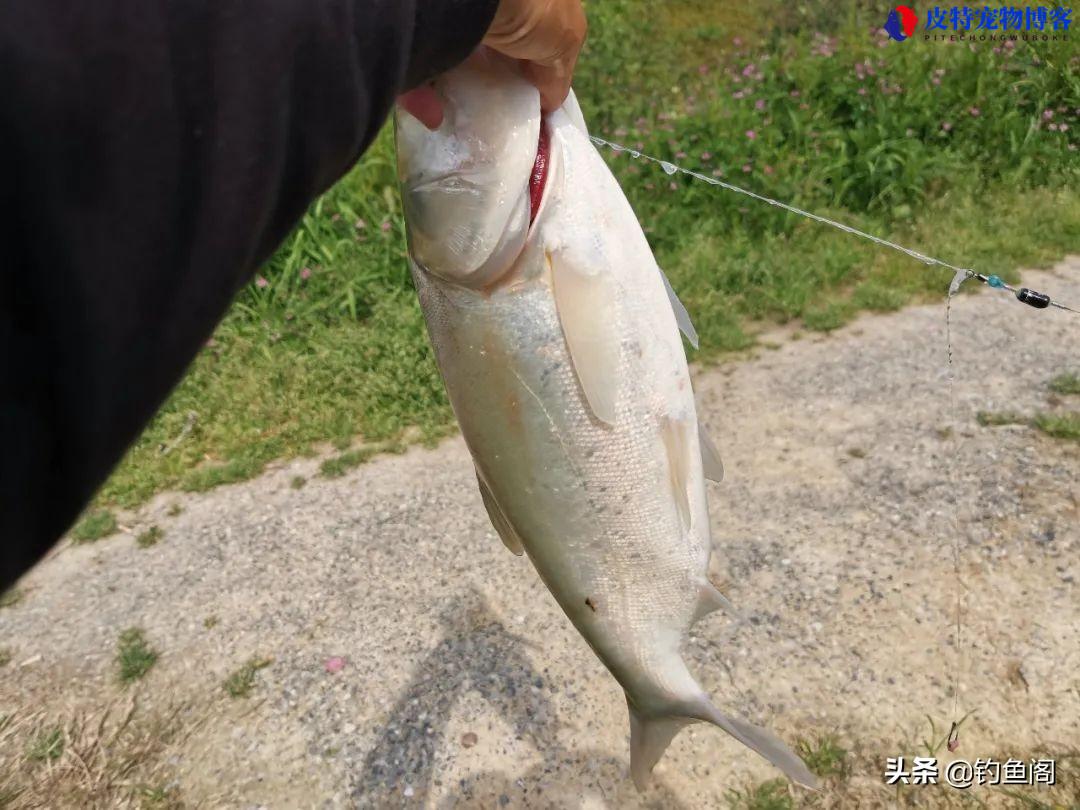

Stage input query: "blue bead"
[{"left": 987, "top": 275, "right": 1005, "bottom": 288}]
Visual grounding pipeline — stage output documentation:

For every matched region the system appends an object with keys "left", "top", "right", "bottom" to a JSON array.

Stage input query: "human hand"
[{"left": 399, "top": 0, "right": 586, "bottom": 129}]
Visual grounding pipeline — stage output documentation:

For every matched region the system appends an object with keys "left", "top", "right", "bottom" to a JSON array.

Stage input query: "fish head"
[{"left": 395, "top": 53, "right": 542, "bottom": 290}]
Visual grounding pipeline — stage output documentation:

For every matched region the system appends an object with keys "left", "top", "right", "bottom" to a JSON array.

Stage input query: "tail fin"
[{"left": 627, "top": 696, "right": 817, "bottom": 791}]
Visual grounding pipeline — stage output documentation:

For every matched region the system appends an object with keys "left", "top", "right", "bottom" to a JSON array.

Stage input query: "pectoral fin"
[
  {"left": 550, "top": 252, "right": 620, "bottom": 426},
  {"left": 475, "top": 471, "right": 524, "bottom": 556},
  {"left": 658, "top": 266, "right": 699, "bottom": 349},
  {"left": 698, "top": 422, "right": 725, "bottom": 483}
]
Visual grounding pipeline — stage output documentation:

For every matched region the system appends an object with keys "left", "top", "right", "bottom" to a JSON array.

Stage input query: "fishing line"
[
  {"left": 592, "top": 134, "right": 1078, "bottom": 752},
  {"left": 589, "top": 135, "right": 1080, "bottom": 316}
]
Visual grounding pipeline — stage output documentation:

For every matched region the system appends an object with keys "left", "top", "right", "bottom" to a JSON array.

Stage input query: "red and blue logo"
[{"left": 884, "top": 5, "right": 919, "bottom": 40}]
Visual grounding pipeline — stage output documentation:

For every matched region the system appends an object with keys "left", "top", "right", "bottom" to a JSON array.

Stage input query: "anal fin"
[{"left": 475, "top": 471, "right": 524, "bottom": 556}]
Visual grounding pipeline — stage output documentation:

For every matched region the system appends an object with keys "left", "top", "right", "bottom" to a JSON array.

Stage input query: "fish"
[{"left": 395, "top": 52, "right": 815, "bottom": 791}]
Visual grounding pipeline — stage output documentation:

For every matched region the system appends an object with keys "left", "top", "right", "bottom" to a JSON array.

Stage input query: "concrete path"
[{"left": 2, "top": 258, "right": 1077, "bottom": 808}]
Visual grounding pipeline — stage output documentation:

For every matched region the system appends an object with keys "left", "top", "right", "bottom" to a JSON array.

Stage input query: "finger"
[
  {"left": 397, "top": 86, "right": 444, "bottom": 130},
  {"left": 523, "top": 58, "right": 573, "bottom": 112}
]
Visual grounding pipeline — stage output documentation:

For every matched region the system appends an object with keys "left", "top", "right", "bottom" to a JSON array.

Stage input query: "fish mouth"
[{"left": 528, "top": 118, "right": 552, "bottom": 227}]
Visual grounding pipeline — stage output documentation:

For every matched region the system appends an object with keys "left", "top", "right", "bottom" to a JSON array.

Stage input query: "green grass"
[
  {"left": 1049, "top": 373, "right": 1080, "bottom": 395},
  {"left": 1034, "top": 412, "right": 1080, "bottom": 441},
  {"left": 319, "top": 447, "right": 379, "bottom": 479},
  {"left": 116, "top": 629, "right": 159, "bottom": 684},
  {"left": 70, "top": 510, "right": 118, "bottom": 543},
  {"left": 0, "top": 649, "right": 11, "bottom": 668},
  {"left": 977, "top": 410, "right": 1080, "bottom": 441},
  {"left": 90, "top": 0, "right": 1079, "bottom": 507},
  {"left": 223, "top": 657, "right": 272, "bottom": 698},
  {"left": 136, "top": 526, "right": 164, "bottom": 549},
  {"left": 797, "top": 734, "right": 850, "bottom": 780},
  {"left": 977, "top": 410, "right": 1029, "bottom": 427},
  {"left": 725, "top": 778, "right": 793, "bottom": 810},
  {"left": 25, "top": 728, "right": 63, "bottom": 764}
]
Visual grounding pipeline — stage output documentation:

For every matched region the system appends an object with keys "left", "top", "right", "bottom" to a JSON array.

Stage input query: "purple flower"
[
  {"left": 790, "top": 89, "right": 801, "bottom": 98},
  {"left": 857, "top": 87, "right": 867, "bottom": 96},
  {"left": 354, "top": 218, "right": 367, "bottom": 230},
  {"left": 941, "top": 121, "right": 953, "bottom": 132},
  {"left": 380, "top": 220, "right": 392, "bottom": 232},
  {"left": 1043, "top": 109, "right": 1055, "bottom": 120},
  {"left": 675, "top": 151, "right": 687, "bottom": 159},
  {"left": 325, "top": 656, "right": 346, "bottom": 674},
  {"left": 698, "top": 64, "right": 710, "bottom": 76},
  {"left": 1059, "top": 123, "right": 1069, "bottom": 132},
  {"left": 932, "top": 77, "right": 942, "bottom": 86},
  {"left": 700, "top": 151, "right": 712, "bottom": 160},
  {"left": 745, "top": 129, "right": 757, "bottom": 140},
  {"left": 741, "top": 64, "right": 756, "bottom": 77},
  {"left": 969, "top": 106, "right": 981, "bottom": 117},
  {"left": 669, "top": 182, "right": 678, "bottom": 191},
  {"left": 300, "top": 267, "right": 312, "bottom": 280},
  {"left": 742, "top": 163, "right": 752, "bottom": 173},
  {"left": 255, "top": 275, "right": 269, "bottom": 289},
  {"left": 733, "top": 36, "right": 743, "bottom": 46},
  {"left": 755, "top": 99, "right": 766, "bottom": 111},
  {"left": 763, "top": 165, "right": 774, "bottom": 175}
]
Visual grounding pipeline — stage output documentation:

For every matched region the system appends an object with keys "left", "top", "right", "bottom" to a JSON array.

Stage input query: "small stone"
[
  {"left": 461, "top": 732, "right": 479, "bottom": 748},
  {"left": 324, "top": 656, "right": 346, "bottom": 674}
]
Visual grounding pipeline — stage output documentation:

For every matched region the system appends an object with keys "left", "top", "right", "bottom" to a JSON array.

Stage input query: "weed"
[
  {"left": 977, "top": 410, "right": 1029, "bottom": 427},
  {"left": 290, "top": 475, "right": 307, "bottom": 489},
  {"left": 846, "top": 447, "right": 867, "bottom": 459},
  {"left": 725, "top": 778, "right": 792, "bottom": 810},
  {"left": 320, "top": 447, "right": 377, "bottom": 479},
  {"left": 203, "top": 615, "right": 219, "bottom": 630},
  {"left": 25, "top": 728, "right": 63, "bottom": 763},
  {"left": 803, "top": 302, "right": 854, "bottom": 332},
  {"left": 71, "top": 510, "right": 117, "bottom": 543},
  {"left": 1049, "top": 373, "right": 1080, "bottom": 395},
  {"left": 223, "top": 657, "right": 273, "bottom": 698},
  {"left": 0, "top": 589, "right": 22, "bottom": 610},
  {"left": 1033, "top": 412, "right": 1080, "bottom": 441},
  {"left": 166, "top": 503, "right": 183, "bottom": 517},
  {"left": 136, "top": 526, "right": 164, "bottom": 549},
  {"left": 797, "top": 734, "right": 850, "bottom": 780},
  {"left": 0, "top": 649, "right": 11, "bottom": 668},
  {"left": 116, "top": 629, "right": 159, "bottom": 684}
]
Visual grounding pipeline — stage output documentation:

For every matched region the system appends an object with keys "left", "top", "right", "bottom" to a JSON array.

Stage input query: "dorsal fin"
[{"left": 658, "top": 266, "right": 699, "bottom": 349}]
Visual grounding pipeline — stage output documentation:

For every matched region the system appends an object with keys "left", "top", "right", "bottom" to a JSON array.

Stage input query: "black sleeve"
[{"left": 0, "top": 0, "right": 499, "bottom": 588}]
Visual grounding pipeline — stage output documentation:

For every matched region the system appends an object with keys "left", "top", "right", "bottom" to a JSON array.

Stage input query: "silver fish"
[{"left": 395, "top": 53, "right": 814, "bottom": 791}]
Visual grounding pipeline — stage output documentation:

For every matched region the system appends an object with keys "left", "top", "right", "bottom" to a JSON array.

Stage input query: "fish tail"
[
  {"left": 626, "top": 693, "right": 817, "bottom": 791},
  {"left": 692, "top": 700, "right": 818, "bottom": 790}
]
